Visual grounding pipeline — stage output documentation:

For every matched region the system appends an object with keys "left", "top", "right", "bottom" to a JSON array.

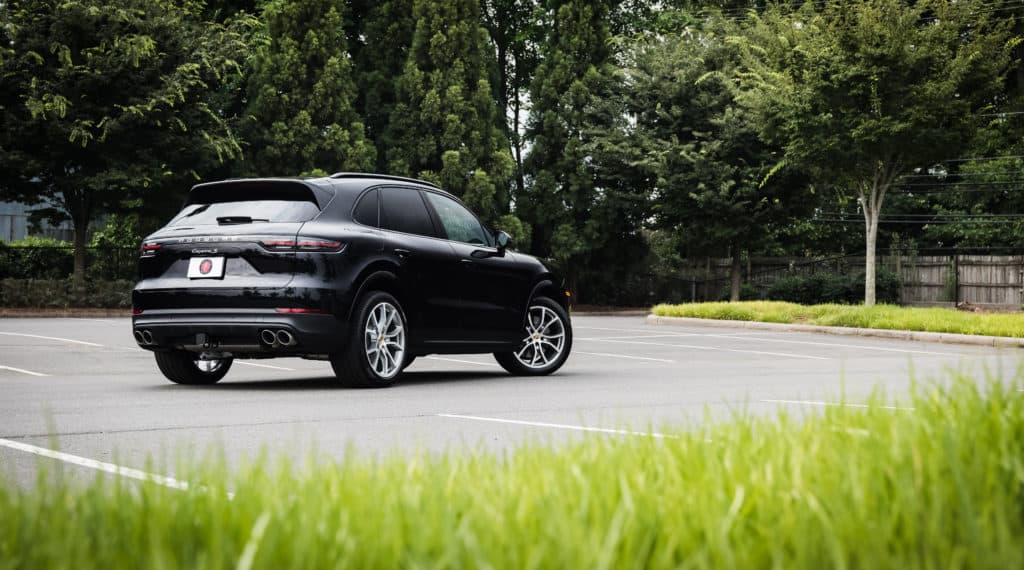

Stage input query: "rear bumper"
[{"left": 131, "top": 309, "right": 347, "bottom": 356}]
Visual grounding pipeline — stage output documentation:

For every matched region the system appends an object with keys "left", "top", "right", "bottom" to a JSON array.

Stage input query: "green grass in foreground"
[
  {"left": 2, "top": 374, "right": 1024, "bottom": 569},
  {"left": 652, "top": 300, "right": 1024, "bottom": 337}
]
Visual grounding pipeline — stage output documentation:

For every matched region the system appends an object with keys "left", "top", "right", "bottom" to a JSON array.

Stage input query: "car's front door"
[{"left": 421, "top": 191, "right": 527, "bottom": 343}]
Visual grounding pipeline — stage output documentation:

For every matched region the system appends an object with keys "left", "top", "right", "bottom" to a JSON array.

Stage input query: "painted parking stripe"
[
  {"left": 0, "top": 437, "right": 191, "bottom": 491},
  {"left": 0, "top": 365, "right": 48, "bottom": 377},
  {"left": 584, "top": 338, "right": 828, "bottom": 360},
  {"left": 235, "top": 361, "right": 297, "bottom": 371},
  {"left": 425, "top": 356, "right": 501, "bottom": 367},
  {"left": 439, "top": 413, "right": 675, "bottom": 439},
  {"left": 762, "top": 399, "right": 915, "bottom": 411},
  {"left": 574, "top": 325, "right": 703, "bottom": 336},
  {"left": 699, "top": 334, "right": 950, "bottom": 356},
  {"left": 574, "top": 351, "right": 674, "bottom": 363},
  {"left": 0, "top": 332, "right": 104, "bottom": 347}
]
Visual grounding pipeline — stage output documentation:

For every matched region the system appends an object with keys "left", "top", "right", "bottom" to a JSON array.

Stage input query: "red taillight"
[
  {"left": 275, "top": 308, "right": 328, "bottom": 314},
  {"left": 140, "top": 242, "right": 161, "bottom": 256},
  {"left": 132, "top": 309, "right": 144, "bottom": 315},
  {"left": 260, "top": 237, "right": 344, "bottom": 252}
]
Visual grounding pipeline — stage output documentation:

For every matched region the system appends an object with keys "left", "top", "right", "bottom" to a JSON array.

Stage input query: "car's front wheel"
[
  {"left": 331, "top": 291, "right": 409, "bottom": 388},
  {"left": 154, "top": 351, "right": 232, "bottom": 385},
  {"left": 494, "top": 297, "right": 572, "bottom": 376}
]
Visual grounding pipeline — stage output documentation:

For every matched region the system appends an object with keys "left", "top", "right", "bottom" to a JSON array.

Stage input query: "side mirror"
[{"left": 494, "top": 230, "right": 511, "bottom": 253}]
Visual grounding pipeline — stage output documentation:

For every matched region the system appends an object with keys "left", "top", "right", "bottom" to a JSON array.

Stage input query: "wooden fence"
[{"left": 675, "top": 254, "right": 1024, "bottom": 310}]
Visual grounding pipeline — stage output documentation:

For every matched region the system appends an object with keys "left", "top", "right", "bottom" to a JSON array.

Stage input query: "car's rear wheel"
[
  {"left": 154, "top": 351, "right": 232, "bottom": 385},
  {"left": 331, "top": 291, "right": 409, "bottom": 388},
  {"left": 494, "top": 297, "right": 572, "bottom": 376}
]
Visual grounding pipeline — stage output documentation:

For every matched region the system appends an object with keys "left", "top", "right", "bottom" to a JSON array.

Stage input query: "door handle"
[
  {"left": 460, "top": 258, "right": 477, "bottom": 269},
  {"left": 394, "top": 248, "right": 411, "bottom": 258}
]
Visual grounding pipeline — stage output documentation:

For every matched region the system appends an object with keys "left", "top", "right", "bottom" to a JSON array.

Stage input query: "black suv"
[{"left": 132, "top": 173, "right": 573, "bottom": 387}]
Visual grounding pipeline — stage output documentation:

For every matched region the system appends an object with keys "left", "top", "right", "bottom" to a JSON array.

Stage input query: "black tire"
[
  {"left": 494, "top": 296, "right": 572, "bottom": 376},
  {"left": 154, "top": 351, "right": 232, "bottom": 385},
  {"left": 402, "top": 355, "right": 417, "bottom": 370},
  {"left": 330, "top": 291, "right": 410, "bottom": 388}
]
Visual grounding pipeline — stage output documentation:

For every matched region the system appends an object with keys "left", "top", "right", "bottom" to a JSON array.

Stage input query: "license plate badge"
[{"left": 187, "top": 257, "right": 226, "bottom": 279}]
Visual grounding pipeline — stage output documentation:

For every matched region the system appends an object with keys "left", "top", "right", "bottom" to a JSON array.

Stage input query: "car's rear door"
[{"left": 378, "top": 186, "right": 459, "bottom": 344}]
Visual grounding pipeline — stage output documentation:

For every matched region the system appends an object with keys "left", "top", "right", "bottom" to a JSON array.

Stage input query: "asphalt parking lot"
[{"left": 1, "top": 315, "right": 1021, "bottom": 487}]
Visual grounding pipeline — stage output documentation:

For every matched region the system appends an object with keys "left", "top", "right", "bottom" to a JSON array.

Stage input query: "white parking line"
[
  {"left": 762, "top": 399, "right": 915, "bottom": 411},
  {"left": 577, "top": 334, "right": 694, "bottom": 341},
  {"left": 0, "top": 365, "right": 48, "bottom": 377},
  {"left": 574, "top": 325, "right": 703, "bottom": 336},
  {"left": 438, "top": 413, "right": 675, "bottom": 438},
  {"left": 235, "top": 361, "right": 297, "bottom": 371},
  {"left": 0, "top": 332, "right": 104, "bottom": 347},
  {"left": 425, "top": 356, "right": 501, "bottom": 367},
  {"left": 584, "top": 338, "right": 828, "bottom": 360},
  {"left": 0, "top": 438, "right": 190, "bottom": 491},
  {"left": 701, "top": 334, "right": 950, "bottom": 356},
  {"left": 574, "top": 351, "right": 674, "bottom": 363}
]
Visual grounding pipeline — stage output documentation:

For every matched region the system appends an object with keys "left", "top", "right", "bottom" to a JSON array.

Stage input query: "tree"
[
  {"left": 628, "top": 16, "right": 811, "bottom": 301},
  {"left": 387, "top": 0, "right": 514, "bottom": 223},
  {"left": 241, "top": 0, "right": 375, "bottom": 177},
  {"left": 523, "top": 0, "right": 648, "bottom": 297},
  {"left": 481, "top": 0, "right": 543, "bottom": 199},
  {"left": 347, "top": 0, "right": 414, "bottom": 171},
  {"left": 0, "top": 0, "right": 251, "bottom": 277},
  {"left": 735, "top": 0, "right": 1014, "bottom": 305}
]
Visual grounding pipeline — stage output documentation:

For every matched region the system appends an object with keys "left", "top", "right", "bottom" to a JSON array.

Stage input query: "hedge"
[{"left": 0, "top": 279, "right": 133, "bottom": 308}]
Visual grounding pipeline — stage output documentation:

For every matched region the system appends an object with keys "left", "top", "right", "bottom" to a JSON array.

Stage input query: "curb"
[
  {"left": 646, "top": 315, "right": 1024, "bottom": 348},
  {"left": 573, "top": 310, "right": 649, "bottom": 317},
  {"left": 0, "top": 308, "right": 131, "bottom": 318}
]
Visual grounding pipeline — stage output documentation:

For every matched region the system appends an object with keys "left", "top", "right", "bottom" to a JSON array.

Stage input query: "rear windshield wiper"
[{"left": 216, "top": 216, "right": 270, "bottom": 225}]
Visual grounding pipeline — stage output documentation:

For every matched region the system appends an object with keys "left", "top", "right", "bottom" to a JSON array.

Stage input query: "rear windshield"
[
  {"left": 170, "top": 181, "right": 323, "bottom": 225},
  {"left": 168, "top": 200, "right": 320, "bottom": 226}
]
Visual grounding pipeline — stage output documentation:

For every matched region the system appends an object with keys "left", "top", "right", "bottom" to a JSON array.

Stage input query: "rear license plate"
[{"left": 187, "top": 257, "right": 225, "bottom": 279}]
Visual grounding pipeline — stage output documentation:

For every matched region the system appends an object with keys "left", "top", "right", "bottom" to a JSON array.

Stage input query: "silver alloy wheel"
[
  {"left": 196, "top": 359, "right": 227, "bottom": 374},
  {"left": 363, "top": 301, "right": 406, "bottom": 379},
  {"left": 513, "top": 305, "right": 566, "bottom": 369}
]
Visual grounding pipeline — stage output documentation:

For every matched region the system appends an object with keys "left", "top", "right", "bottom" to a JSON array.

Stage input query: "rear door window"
[{"left": 380, "top": 187, "right": 438, "bottom": 237}]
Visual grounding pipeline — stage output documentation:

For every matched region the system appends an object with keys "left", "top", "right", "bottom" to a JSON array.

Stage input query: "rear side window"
[
  {"left": 353, "top": 189, "right": 379, "bottom": 227},
  {"left": 380, "top": 187, "right": 437, "bottom": 237}
]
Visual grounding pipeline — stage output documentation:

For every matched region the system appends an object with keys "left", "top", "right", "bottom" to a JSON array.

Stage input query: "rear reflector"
[
  {"left": 275, "top": 308, "right": 328, "bottom": 314},
  {"left": 132, "top": 309, "right": 144, "bottom": 315}
]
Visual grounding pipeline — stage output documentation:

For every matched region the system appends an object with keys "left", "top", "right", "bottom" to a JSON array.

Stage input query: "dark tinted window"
[
  {"left": 168, "top": 201, "right": 319, "bottom": 226},
  {"left": 423, "top": 192, "right": 490, "bottom": 245},
  {"left": 380, "top": 187, "right": 437, "bottom": 237},
  {"left": 353, "top": 188, "right": 378, "bottom": 227}
]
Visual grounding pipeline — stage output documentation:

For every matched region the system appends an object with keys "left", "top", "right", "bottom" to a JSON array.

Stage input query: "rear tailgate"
[{"left": 134, "top": 180, "right": 330, "bottom": 310}]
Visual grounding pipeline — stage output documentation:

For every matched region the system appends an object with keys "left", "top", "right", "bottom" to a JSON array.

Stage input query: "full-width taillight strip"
[{"left": 259, "top": 238, "right": 343, "bottom": 252}]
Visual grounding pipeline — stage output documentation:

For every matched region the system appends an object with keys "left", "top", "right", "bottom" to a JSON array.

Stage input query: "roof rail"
[{"left": 329, "top": 172, "right": 440, "bottom": 189}]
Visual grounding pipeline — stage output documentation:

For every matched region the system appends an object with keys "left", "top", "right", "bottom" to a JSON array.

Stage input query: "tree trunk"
[
  {"left": 72, "top": 215, "right": 88, "bottom": 281},
  {"left": 730, "top": 247, "right": 742, "bottom": 302},
  {"left": 861, "top": 163, "right": 894, "bottom": 307}
]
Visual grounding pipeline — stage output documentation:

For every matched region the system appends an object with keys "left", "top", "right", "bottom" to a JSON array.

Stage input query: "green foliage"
[
  {"left": 0, "top": 0, "right": 253, "bottom": 276},
  {"left": 0, "top": 239, "right": 73, "bottom": 279},
  {"left": 241, "top": 0, "right": 375, "bottom": 176},
  {"left": 767, "top": 269, "right": 901, "bottom": 305},
  {"left": 386, "top": 0, "right": 514, "bottom": 223},
  {"left": 2, "top": 375, "right": 1024, "bottom": 567},
  {"left": 89, "top": 214, "right": 142, "bottom": 249},
  {"left": 733, "top": 0, "right": 1014, "bottom": 303},
  {"left": 653, "top": 301, "right": 1024, "bottom": 337},
  {"left": 0, "top": 278, "right": 132, "bottom": 307},
  {"left": 523, "top": 0, "right": 648, "bottom": 290}
]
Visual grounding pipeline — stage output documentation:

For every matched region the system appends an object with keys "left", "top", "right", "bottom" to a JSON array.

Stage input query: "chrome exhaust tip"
[
  {"left": 260, "top": 329, "right": 278, "bottom": 346},
  {"left": 276, "top": 329, "right": 295, "bottom": 346},
  {"left": 141, "top": 330, "right": 154, "bottom": 345},
  {"left": 134, "top": 330, "right": 145, "bottom": 344}
]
